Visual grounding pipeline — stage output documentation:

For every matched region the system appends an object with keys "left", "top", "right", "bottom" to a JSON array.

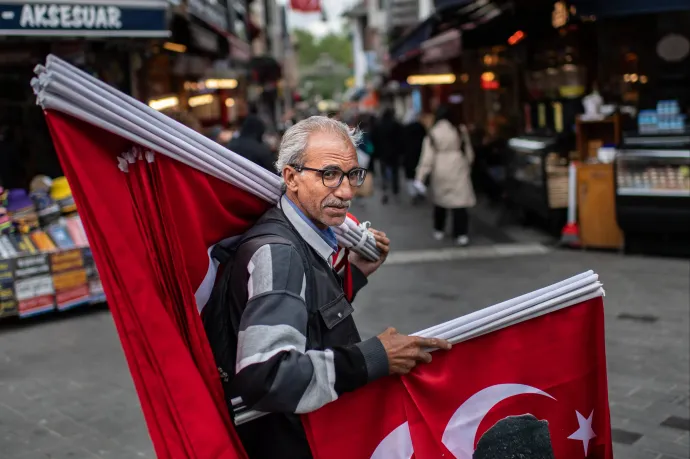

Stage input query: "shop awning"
[
  {"left": 389, "top": 0, "right": 509, "bottom": 63},
  {"left": 390, "top": 18, "right": 434, "bottom": 62},
  {"left": 574, "top": 0, "right": 690, "bottom": 16},
  {"left": 0, "top": 0, "right": 170, "bottom": 37}
]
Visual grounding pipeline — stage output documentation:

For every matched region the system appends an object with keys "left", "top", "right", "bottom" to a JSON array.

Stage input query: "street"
[{"left": 0, "top": 197, "right": 688, "bottom": 459}]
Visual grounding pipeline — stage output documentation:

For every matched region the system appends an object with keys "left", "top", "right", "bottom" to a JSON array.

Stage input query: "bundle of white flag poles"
[
  {"left": 232, "top": 270, "right": 604, "bottom": 425},
  {"left": 30, "top": 55, "right": 380, "bottom": 261}
]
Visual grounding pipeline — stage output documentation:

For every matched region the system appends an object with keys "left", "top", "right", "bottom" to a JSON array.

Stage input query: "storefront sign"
[
  {"left": 0, "top": 1, "right": 170, "bottom": 37},
  {"left": 190, "top": 22, "right": 219, "bottom": 53},
  {"left": 574, "top": 0, "right": 690, "bottom": 17},
  {"left": 187, "top": 0, "right": 228, "bottom": 34},
  {"left": 421, "top": 29, "right": 462, "bottom": 64}
]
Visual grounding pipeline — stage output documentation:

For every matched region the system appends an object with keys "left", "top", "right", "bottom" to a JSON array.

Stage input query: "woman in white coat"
[{"left": 415, "top": 105, "right": 476, "bottom": 246}]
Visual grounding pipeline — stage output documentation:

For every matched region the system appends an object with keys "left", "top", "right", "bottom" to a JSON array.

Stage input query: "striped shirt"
[{"left": 231, "top": 195, "right": 388, "bottom": 414}]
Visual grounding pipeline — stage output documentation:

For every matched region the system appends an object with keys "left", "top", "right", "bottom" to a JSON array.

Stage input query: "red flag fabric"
[
  {"left": 303, "top": 376, "right": 412, "bottom": 459},
  {"left": 290, "top": 0, "right": 321, "bottom": 13},
  {"left": 44, "top": 111, "right": 267, "bottom": 458},
  {"left": 303, "top": 297, "right": 612, "bottom": 459}
]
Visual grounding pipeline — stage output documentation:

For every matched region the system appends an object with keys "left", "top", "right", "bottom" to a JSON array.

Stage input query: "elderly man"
[{"left": 206, "top": 116, "right": 450, "bottom": 458}]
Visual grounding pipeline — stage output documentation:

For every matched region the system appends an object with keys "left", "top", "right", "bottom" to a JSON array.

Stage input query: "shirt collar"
[{"left": 280, "top": 195, "right": 338, "bottom": 261}]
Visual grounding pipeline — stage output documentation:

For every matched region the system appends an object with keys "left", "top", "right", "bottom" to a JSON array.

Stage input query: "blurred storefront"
[
  {"left": 144, "top": 0, "right": 251, "bottom": 129},
  {"left": 0, "top": 0, "right": 170, "bottom": 187},
  {"left": 387, "top": 0, "right": 690, "bottom": 246}
]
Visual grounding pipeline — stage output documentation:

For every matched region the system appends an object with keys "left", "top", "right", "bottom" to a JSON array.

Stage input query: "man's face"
[{"left": 283, "top": 130, "right": 358, "bottom": 228}]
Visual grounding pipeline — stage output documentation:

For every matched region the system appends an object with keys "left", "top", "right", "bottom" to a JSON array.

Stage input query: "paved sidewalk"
[{"left": 0, "top": 198, "right": 687, "bottom": 459}]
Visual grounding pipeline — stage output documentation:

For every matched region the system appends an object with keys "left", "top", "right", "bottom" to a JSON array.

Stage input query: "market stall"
[
  {"left": 506, "top": 134, "right": 572, "bottom": 235},
  {"left": 0, "top": 177, "right": 104, "bottom": 319},
  {"left": 615, "top": 125, "right": 690, "bottom": 256}
]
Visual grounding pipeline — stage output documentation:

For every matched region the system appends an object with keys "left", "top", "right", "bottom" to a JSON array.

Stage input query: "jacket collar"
[{"left": 279, "top": 195, "right": 335, "bottom": 262}]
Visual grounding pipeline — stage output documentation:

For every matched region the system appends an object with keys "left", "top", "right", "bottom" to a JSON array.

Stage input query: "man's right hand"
[{"left": 377, "top": 327, "right": 452, "bottom": 375}]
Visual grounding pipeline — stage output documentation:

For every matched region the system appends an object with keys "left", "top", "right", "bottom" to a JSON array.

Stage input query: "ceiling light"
[
  {"left": 163, "top": 42, "right": 187, "bottom": 53},
  {"left": 188, "top": 94, "right": 215, "bottom": 107},
  {"left": 205, "top": 79, "right": 238, "bottom": 89},
  {"left": 148, "top": 96, "right": 179, "bottom": 111},
  {"left": 406, "top": 74, "right": 456, "bottom": 85}
]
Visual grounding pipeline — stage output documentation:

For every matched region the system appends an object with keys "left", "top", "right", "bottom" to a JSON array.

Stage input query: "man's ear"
[{"left": 283, "top": 167, "right": 299, "bottom": 192}]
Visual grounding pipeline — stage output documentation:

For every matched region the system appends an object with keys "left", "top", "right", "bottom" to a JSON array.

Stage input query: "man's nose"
[{"left": 333, "top": 178, "right": 354, "bottom": 200}]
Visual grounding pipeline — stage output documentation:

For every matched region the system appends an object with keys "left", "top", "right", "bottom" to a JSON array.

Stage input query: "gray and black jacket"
[{"left": 202, "top": 196, "right": 389, "bottom": 458}]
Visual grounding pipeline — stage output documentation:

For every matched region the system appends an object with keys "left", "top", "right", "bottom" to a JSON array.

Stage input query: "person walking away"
[
  {"left": 227, "top": 114, "right": 277, "bottom": 173},
  {"left": 202, "top": 116, "right": 451, "bottom": 458},
  {"left": 401, "top": 110, "right": 427, "bottom": 204},
  {"left": 372, "top": 108, "right": 403, "bottom": 204},
  {"left": 415, "top": 105, "right": 476, "bottom": 246}
]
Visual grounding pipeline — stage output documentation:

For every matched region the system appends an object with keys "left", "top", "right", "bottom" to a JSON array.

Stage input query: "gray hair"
[{"left": 275, "top": 116, "right": 363, "bottom": 174}]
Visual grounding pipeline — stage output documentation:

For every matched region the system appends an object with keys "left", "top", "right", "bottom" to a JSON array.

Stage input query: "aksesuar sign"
[{"left": 0, "top": 2, "right": 170, "bottom": 37}]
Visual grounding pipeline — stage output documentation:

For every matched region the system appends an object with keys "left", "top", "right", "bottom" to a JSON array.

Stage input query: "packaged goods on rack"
[
  {"left": 0, "top": 258, "right": 17, "bottom": 318},
  {"left": 83, "top": 247, "right": 105, "bottom": 303},
  {"left": 14, "top": 253, "right": 55, "bottom": 318},
  {"left": 50, "top": 249, "right": 90, "bottom": 311},
  {"left": 0, "top": 176, "right": 106, "bottom": 320}
]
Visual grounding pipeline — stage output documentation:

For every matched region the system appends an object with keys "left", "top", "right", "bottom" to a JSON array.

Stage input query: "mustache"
[{"left": 322, "top": 198, "right": 351, "bottom": 209}]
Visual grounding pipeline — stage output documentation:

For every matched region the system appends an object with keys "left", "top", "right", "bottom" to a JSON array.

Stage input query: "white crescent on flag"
[
  {"left": 442, "top": 383, "right": 556, "bottom": 458},
  {"left": 370, "top": 421, "right": 414, "bottom": 459}
]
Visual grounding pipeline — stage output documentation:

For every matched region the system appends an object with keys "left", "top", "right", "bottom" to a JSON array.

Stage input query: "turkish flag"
[
  {"left": 44, "top": 109, "right": 361, "bottom": 458},
  {"left": 403, "top": 297, "right": 612, "bottom": 459},
  {"left": 45, "top": 112, "right": 259, "bottom": 458},
  {"left": 302, "top": 297, "right": 611, "bottom": 459},
  {"left": 290, "top": 0, "right": 321, "bottom": 13},
  {"left": 303, "top": 376, "right": 412, "bottom": 459}
]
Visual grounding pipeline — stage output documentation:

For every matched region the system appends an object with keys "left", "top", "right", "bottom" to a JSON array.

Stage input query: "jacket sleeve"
[
  {"left": 460, "top": 124, "right": 475, "bottom": 165},
  {"left": 415, "top": 136, "right": 435, "bottom": 183},
  {"left": 232, "top": 243, "right": 388, "bottom": 414}
]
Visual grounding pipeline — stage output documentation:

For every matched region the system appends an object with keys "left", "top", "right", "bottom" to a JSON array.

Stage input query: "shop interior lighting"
[
  {"left": 184, "top": 81, "right": 205, "bottom": 91},
  {"left": 148, "top": 96, "right": 179, "bottom": 111},
  {"left": 640, "top": 75, "right": 648, "bottom": 84},
  {"left": 225, "top": 98, "right": 236, "bottom": 107},
  {"left": 205, "top": 79, "right": 238, "bottom": 89},
  {"left": 407, "top": 74, "right": 456, "bottom": 85},
  {"left": 163, "top": 42, "right": 187, "bottom": 53},
  {"left": 508, "top": 138, "right": 546, "bottom": 151},
  {"left": 483, "top": 54, "right": 498, "bottom": 66},
  {"left": 623, "top": 74, "right": 631, "bottom": 82},
  {"left": 630, "top": 74, "right": 639, "bottom": 83},
  {"left": 188, "top": 94, "right": 215, "bottom": 108},
  {"left": 460, "top": 73, "right": 470, "bottom": 83},
  {"left": 508, "top": 30, "right": 525, "bottom": 46},
  {"left": 562, "top": 64, "right": 577, "bottom": 72},
  {"left": 481, "top": 71, "right": 496, "bottom": 82}
]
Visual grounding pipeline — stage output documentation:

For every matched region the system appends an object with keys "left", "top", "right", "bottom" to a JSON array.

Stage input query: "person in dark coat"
[
  {"left": 372, "top": 108, "right": 403, "bottom": 204},
  {"left": 401, "top": 112, "right": 427, "bottom": 204},
  {"left": 227, "top": 114, "right": 277, "bottom": 173}
]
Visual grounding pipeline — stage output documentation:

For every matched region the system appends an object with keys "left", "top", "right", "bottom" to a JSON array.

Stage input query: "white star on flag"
[{"left": 568, "top": 409, "right": 597, "bottom": 456}]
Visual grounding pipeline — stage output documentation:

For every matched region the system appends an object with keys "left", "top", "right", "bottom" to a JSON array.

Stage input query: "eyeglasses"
[{"left": 290, "top": 164, "right": 367, "bottom": 188}]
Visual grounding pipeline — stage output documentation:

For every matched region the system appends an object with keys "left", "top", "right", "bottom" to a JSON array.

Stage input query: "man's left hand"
[{"left": 348, "top": 228, "right": 390, "bottom": 277}]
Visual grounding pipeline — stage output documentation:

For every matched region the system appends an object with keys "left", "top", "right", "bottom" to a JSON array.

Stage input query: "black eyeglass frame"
[{"left": 290, "top": 164, "right": 368, "bottom": 188}]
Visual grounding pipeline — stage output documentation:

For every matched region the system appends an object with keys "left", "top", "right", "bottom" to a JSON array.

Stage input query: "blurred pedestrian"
[
  {"left": 415, "top": 105, "right": 476, "bottom": 246},
  {"left": 372, "top": 108, "right": 403, "bottom": 204},
  {"left": 401, "top": 110, "right": 427, "bottom": 204},
  {"left": 227, "top": 114, "right": 276, "bottom": 173}
]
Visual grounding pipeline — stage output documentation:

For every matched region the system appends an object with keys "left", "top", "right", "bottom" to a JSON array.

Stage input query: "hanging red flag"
[
  {"left": 290, "top": 0, "right": 321, "bottom": 13},
  {"left": 45, "top": 112, "right": 265, "bottom": 458}
]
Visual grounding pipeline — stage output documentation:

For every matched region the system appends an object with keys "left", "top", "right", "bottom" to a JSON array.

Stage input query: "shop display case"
[
  {"left": 614, "top": 133, "right": 690, "bottom": 255},
  {"left": 506, "top": 135, "right": 572, "bottom": 234}
]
